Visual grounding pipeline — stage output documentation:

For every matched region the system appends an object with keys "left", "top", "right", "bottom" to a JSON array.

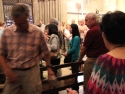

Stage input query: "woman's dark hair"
[
  {"left": 100, "top": 11, "right": 125, "bottom": 45},
  {"left": 71, "top": 24, "right": 80, "bottom": 39},
  {"left": 48, "top": 24, "right": 58, "bottom": 36}
]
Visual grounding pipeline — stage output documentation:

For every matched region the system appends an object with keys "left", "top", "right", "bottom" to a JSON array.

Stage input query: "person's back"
[{"left": 85, "top": 11, "right": 125, "bottom": 94}]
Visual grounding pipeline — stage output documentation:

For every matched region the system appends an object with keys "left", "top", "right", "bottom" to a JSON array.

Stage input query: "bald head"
[
  {"left": 85, "top": 12, "right": 98, "bottom": 29},
  {"left": 86, "top": 12, "right": 98, "bottom": 22}
]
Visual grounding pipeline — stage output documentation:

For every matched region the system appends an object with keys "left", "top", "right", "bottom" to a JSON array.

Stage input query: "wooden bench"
[
  {"left": 41, "top": 61, "right": 84, "bottom": 94},
  {"left": 0, "top": 61, "right": 84, "bottom": 94}
]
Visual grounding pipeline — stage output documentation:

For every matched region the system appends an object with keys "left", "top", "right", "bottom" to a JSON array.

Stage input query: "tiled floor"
[{"left": 42, "top": 55, "right": 84, "bottom": 94}]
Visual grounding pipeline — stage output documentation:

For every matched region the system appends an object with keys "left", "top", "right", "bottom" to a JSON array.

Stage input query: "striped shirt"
[{"left": 0, "top": 23, "right": 50, "bottom": 69}]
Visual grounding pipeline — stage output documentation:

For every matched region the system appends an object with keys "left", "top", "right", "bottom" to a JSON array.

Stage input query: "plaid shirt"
[{"left": 0, "top": 23, "right": 49, "bottom": 69}]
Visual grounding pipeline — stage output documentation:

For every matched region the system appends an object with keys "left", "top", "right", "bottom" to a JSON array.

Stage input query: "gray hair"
[
  {"left": 11, "top": 3, "right": 30, "bottom": 18},
  {"left": 87, "top": 12, "right": 99, "bottom": 22},
  {"left": 50, "top": 18, "right": 59, "bottom": 25}
]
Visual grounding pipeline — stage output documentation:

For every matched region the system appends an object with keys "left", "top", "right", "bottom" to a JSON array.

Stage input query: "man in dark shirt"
[{"left": 78, "top": 12, "right": 108, "bottom": 89}]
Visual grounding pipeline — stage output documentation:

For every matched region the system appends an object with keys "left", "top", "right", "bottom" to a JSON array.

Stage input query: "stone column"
[
  {"left": 49, "top": 0, "right": 52, "bottom": 19},
  {"left": 60, "top": 0, "right": 67, "bottom": 23},
  {"left": 52, "top": 0, "right": 55, "bottom": 17},
  {"left": 58, "top": 0, "right": 61, "bottom": 22},
  {"left": 32, "top": 0, "right": 39, "bottom": 25},
  {"left": 55, "top": 0, "right": 59, "bottom": 20},
  {"left": 0, "top": 0, "right": 4, "bottom": 22},
  {"left": 39, "top": 1, "right": 46, "bottom": 24},
  {"left": 47, "top": 0, "right": 50, "bottom": 24},
  {"left": 44, "top": 0, "right": 48, "bottom": 24}
]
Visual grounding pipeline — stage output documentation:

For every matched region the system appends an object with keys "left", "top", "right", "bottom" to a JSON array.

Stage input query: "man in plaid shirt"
[{"left": 0, "top": 3, "right": 54, "bottom": 94}]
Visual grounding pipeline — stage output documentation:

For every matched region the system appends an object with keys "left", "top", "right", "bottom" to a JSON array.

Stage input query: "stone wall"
[{"left": 0, "top": 0, "right": 125, "bottom": 25}]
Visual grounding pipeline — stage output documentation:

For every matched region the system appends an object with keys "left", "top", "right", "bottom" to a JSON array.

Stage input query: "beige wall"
[
  {"left": 116, "top": 0, "right": 125, "bottom": 13},
  {"left": 67, "top": 0, "right": 125, "bottom": 24}
]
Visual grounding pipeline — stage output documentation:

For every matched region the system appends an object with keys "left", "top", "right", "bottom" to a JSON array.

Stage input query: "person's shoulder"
[
  {"left": 74, "top": 36, "right": 80, "bottom": 40},
  {"left": 50, "top": 34, "right": 58, "bottom": 38},
  {"left": 74, "top": 36, "right": 79, "bottom": 38},
  {"left": 30, "top": 23, "right": 43, "bottom": 33},
  {"left": 90, "top": 24, "right": 100, "bottom": 31},
  {"left": 4, "top": 24, "right": 15, "bottom": 32},
  {"left": 87, "top": 26, "right": 100, "bottom": 35},
  {"left": 97, "top": 54, "right": 110, "bottom": 63}
]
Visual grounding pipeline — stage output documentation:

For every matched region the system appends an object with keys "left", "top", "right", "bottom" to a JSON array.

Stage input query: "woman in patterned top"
[
  {"left": 85, "top": 11, "right": 125, "bottom": 94},
  {"left": 46, "top": 24, "right": 61, "bottom": 77}
]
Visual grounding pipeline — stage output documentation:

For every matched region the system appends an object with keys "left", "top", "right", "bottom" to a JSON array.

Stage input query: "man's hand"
[
  {"left": 66, "top": 88, "right": 78, "bottom": 94},
  {"left": 63, "top": 52, "right": 67, "bottom": 56},
  {"left": 77, "top": 58, "right": 83, "bottom": 62},
  {"left": 47, "top": 67, "right": 55, "bottom": 79},
  {"left": 5, "top": 69, "right": 19, "bottom": 83}
]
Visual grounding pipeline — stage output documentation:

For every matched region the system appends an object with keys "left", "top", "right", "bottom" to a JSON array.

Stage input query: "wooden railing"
[
  {"left": 41, "top": 61, "right": 84, "bottom": 94},
  {"left": 0, "top": 61, "right": 84, "bottom": 94}
]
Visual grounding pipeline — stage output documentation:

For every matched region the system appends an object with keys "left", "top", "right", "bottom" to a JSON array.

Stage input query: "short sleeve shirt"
[{"left": 0, "top": 23, "right": 50, "bottom": 69}]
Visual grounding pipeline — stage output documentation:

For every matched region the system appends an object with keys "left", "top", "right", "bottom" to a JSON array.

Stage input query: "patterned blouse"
[{"left": 85, "top": 54, "right": 125, "bottom": 94}]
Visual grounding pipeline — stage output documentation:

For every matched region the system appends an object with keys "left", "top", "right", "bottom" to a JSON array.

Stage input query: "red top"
[{"left": 83, "top": 24, "right": 108, "bottom": 58}]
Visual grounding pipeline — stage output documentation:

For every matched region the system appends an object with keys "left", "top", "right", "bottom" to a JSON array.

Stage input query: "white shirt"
[
  {"left": 79, "top": 25, "right": 88, "bottom": 39},
  {"left": 64, "top": 29, "right": 71, "bottom": 40}
]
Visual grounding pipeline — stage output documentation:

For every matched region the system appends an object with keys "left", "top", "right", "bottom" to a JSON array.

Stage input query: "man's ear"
[{"left": 102, "top": 32, "right": 107, "bottom": 41}]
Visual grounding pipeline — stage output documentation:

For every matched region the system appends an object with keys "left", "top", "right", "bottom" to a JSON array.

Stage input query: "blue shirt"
[{"left": 68, "top": 36, "right": 80, "bottom": 62}]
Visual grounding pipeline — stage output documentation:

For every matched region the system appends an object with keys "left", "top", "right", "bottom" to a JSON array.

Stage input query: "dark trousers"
[
  {"left": 71, "top": 64, "right": 79, "bottom": 92},
  {"left": 51, "top": 58, "right": 60, "bottom": 76}
]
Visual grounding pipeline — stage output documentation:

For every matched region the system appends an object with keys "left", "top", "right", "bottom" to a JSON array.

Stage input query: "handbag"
[
  {"left": 50, "top": 51, "right": 58, "bottom": 58},
  {"left": 64, "top": 54, "right": 72, "bottom": 63}
]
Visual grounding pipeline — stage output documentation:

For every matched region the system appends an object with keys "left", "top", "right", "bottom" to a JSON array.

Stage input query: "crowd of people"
[{"left": 0, "top": 2, "right": 125, "bottom": 94}]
